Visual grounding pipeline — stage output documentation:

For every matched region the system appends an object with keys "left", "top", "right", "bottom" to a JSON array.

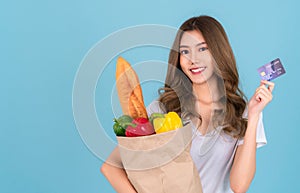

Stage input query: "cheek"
[
  {"left": 200, "top": 54, "right": 212, "bottom": 64},
  {"left": 180, "top": 55, "right": 189, "bottom": 68},
  {"left": 179, "top": 55, "right": 184, "bottom": 65},
  {"left": 200, "top": 54, "right": 216, "bottom": 70}
]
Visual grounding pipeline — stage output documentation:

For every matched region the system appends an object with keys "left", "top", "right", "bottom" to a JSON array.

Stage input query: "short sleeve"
[
  {"left": 146, "top": 100, "right": 166, "bottom": 117},
  {"left": 237, "top": 108, "right": 267, "bottom": 148}
]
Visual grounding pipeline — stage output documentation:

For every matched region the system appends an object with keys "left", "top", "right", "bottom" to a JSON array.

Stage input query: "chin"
[
  {"left": 192, "top": 72, "right": 216, "bottom": 84},
  {"left": 191, "top": 78, "right": 208, "bottom": 85}
]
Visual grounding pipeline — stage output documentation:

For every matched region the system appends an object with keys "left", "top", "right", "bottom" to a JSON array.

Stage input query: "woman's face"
[{"left": 179, "top": 30, "right": 216, "bottom": 85}]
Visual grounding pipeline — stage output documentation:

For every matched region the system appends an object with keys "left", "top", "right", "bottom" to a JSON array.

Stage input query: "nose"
[{"left": 190, "top": 49, "right": 198, "bottom": 64}]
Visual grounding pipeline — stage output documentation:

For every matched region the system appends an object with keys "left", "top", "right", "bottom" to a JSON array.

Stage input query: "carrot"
[{"left": 115, "top": 57, "right": 148, "bottom": 119}]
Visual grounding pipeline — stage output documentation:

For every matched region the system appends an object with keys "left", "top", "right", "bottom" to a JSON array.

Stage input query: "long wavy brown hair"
[{"left": 158, "top": 15, "right": 248, "bottom": 138}]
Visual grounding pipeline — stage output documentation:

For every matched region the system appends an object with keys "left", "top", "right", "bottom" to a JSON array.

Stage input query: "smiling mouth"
[{"left": 190, "top": 67, "right": 206, "bottom": 74}]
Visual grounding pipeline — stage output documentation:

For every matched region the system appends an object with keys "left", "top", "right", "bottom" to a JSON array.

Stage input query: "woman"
[{"left": 101, "top": 15, "right": 274, "bottom": 193}]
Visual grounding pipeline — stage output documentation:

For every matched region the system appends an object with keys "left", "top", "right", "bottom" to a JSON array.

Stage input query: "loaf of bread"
[{"left": 115, "top": 57, "right": 148, "bottom": 119}]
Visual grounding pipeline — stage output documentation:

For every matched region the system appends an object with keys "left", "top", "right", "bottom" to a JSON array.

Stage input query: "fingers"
[
  {"left": 255, "top": 84, "right": 273, "bottom": 102},
  {"left": 260, "top": 80, "right": 275, "bottom": 92},
  {"left": 255, "top": 85, "right": 272, "bottom": 98},
  {"left": 255, "top": 88, "right": 272, "bottom": 102}
]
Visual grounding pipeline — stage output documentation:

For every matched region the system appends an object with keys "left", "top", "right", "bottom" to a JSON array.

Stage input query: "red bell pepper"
[{"left": 125, "top": 117, "right": 155, "bottom": 137}]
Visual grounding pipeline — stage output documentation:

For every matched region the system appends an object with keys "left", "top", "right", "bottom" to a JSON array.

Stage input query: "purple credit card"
[{"left": 257, "top": 58, "right": 286, "bottom": 81}]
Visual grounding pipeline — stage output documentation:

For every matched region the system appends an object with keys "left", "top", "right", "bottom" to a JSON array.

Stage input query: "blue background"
[{"left": 1, "top": 0, "right": 299, "bottom": 192}]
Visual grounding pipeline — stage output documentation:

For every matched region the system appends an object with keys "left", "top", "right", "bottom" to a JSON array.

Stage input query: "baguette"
[{"left": 115, "top": 57, "right": 148, "bottom": 119}]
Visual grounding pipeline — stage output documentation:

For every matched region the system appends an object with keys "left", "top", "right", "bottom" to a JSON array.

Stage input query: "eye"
[
  {"left": 199, "top": 47, "right": 208, "bottom": 52},
  {"left": 180, "top": 50, "right": 189, "bottom": 55}
]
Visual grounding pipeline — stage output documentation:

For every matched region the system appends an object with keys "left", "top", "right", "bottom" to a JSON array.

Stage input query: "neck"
[{"left": 193, "top": 74, "right": 224, "bottom": 104}]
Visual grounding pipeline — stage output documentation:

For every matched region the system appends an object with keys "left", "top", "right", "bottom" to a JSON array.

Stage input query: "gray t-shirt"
[{"left": 146, "top": 100, "right": 267, "bottom": 193}]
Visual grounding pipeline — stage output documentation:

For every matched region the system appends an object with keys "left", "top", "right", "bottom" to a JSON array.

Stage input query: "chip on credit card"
[{"left": 257, "top": 58, "right": 286, "bottom": 81}]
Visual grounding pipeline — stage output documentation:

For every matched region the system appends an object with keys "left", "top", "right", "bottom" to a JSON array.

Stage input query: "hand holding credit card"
[{"left": 257, "top": 58, "right": 286, "bottom": 81}]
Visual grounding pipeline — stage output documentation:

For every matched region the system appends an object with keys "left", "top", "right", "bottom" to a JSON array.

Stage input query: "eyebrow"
[{"left": 179, "top": 42, "right": 206, "bottom": 48}]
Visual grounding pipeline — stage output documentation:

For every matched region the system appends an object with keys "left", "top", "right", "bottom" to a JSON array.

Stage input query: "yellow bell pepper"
[{"left": 153, "top": 112, "right": 183, "bottom": 134}]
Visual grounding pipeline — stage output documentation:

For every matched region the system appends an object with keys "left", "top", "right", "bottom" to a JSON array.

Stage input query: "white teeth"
[{"left": 191, "top": 67, "right": 206, "bottom": 73}]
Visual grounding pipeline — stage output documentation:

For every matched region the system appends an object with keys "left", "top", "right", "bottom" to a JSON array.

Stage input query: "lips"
[{"left": 190, "top": 67, "right": 206, "bottom": 74}]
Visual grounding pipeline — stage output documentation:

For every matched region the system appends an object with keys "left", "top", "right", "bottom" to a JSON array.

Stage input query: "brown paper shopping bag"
[{"left": 117, "top": 123, "right": 203, "bottom": 193}]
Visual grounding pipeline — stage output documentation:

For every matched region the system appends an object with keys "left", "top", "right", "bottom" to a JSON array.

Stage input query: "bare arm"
[
  {"left": 101, "top": 147, "right": 137, "bottom": 193},
  {"left": 230, "top": 80, "right": 274, "bottom": 193},
  {"left": 230, "top": 115, "right": 259, "bottom": 193}
]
